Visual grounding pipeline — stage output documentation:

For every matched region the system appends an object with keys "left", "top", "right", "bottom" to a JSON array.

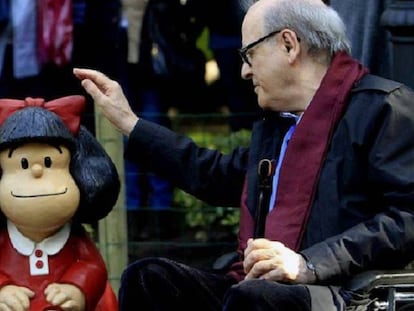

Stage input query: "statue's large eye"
[
  {"left": 44, "top": 157, "right": 52, "bottom": 168},
  {"left": 21, "top": 158, "right": 29, "bottom": 169}
]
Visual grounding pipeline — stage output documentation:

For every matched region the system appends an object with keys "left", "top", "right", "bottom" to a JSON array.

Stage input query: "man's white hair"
[{"left": 242, "top": 0, "right": 351, "bottom": 56}]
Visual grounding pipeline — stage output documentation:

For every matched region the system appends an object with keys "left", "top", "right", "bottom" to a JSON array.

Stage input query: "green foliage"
[
  {"left": 196, "top": 27, "right": 214, "bottom": 61},
  {"left": 173, "top": 128, "right": 251, "bottom": 242}
]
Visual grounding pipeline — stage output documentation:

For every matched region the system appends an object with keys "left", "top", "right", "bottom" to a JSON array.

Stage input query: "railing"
[{"left": 95, "top": 110, "right": 255, "bottom": 294}]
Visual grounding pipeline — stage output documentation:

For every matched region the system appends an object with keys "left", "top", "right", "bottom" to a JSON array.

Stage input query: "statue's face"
[{"left": 0, "top": 143, "right": 80, "bottom": 239}]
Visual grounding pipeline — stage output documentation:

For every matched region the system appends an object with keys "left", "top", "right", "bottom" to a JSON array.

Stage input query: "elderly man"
[{"left": 74, "top": 0, "right": 414, "bottom": 310}]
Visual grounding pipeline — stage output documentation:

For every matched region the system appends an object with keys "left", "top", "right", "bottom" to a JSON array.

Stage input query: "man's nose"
[{"left": 241, "top": 62, "right": 252, "bottom": 80}]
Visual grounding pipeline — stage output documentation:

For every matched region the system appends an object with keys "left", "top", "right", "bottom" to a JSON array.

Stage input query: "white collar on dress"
[{"left": 7, "top": 220, "right": 70, "bottom": 256}]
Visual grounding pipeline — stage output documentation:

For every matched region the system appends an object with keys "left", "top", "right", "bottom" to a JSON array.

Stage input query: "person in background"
[
  {"left": 74, "top": 0, "right": 414, "bottom": 309},
  {"left": 123, "top": 0, "right": 206, "bottom": 240},
  {"left": 330, "top": 0, "right": 392, "bottom": 78},
  {"left": 0, "top": 0, "right": 42, "bottom": 99},
  {"left": 122, "top": 0, "right": 147, "bottom": 67},
  {"left": 0, "top": 0, "right": 124, "bottom": 135},
  {"left": 203, "top": 0, "right": 260, "bottom": 132},
  {"left": 72, "top": 0, "right": 125, "bottom": 133}
]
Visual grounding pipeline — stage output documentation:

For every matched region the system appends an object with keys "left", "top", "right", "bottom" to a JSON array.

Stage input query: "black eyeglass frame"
[{"left": 238, "top": 30, "right": 282, "bottom": 66}]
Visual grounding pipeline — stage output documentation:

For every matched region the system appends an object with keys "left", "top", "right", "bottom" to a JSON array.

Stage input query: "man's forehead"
[
  {"left": 241, "top": 16, "right": 264, "bottom": 44},
  {"left": 243, "top": 1, "right": 266, "bottom": 29}
]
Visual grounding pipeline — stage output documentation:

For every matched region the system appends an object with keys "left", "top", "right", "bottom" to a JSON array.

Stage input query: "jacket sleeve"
[
  {"left": 302, "top": 85, "right": 414, "bottom": 284},
  {"left": 125, "top": 119, "right": 248, "bottom": 207}
]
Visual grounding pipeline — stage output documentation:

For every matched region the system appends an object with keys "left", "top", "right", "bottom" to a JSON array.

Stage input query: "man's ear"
[{"left": 281, "top": 29, "right": 301, "bottom": 63}]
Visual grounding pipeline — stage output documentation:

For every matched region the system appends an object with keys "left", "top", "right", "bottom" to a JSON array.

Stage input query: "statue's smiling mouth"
[{"left": 11, "top": 188, "right": 68, "bottom": 198}]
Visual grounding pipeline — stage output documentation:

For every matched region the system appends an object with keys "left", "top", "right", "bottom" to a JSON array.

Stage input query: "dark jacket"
[
  {"left": 125, "top": 74, "right": 414, "bottom": 285},
  {"left": 138, "top": 0, "right": 206, "bottom": 84}
]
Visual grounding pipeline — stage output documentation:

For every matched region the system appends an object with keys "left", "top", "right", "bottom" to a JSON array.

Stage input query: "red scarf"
[{"left": 266, "top": 52, "right": 368, "bottom": 250}]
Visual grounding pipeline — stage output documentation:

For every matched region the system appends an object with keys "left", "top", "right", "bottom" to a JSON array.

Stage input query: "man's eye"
[
  {"left": 44, "top": 157, "right": 52, "bottom": 168},
  {"left": 21, "top": 158, "right": 29, "bottom": 169}
]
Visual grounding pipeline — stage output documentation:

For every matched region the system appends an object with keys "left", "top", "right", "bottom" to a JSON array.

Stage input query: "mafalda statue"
[{"left": 0, "top": 96, "right": 120, "bottom": 310}]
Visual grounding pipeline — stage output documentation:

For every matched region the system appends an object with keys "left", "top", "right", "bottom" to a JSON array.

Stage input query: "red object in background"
[{"left": 37, "top": 0, "right": 73, "bottom": 66}]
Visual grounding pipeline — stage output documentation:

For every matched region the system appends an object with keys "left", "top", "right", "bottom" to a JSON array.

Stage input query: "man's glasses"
[{"left": 238, "top": 30, "right": 282, "bottom": 66}]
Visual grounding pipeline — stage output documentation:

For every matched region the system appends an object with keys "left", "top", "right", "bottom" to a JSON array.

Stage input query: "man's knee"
[
  {"left": 224, "top": 280, "right": 263, "bottom": 309},
  {"left": 224, "top": 279, "right": 311, "bottom": 311},
  {"left": 120, "top": 257, "right": 172, "bottom": 291}
]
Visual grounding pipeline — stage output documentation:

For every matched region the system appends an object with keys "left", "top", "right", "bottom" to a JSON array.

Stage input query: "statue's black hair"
[{"left": 0, "top": 107, "right": 120, "bottom": 223}]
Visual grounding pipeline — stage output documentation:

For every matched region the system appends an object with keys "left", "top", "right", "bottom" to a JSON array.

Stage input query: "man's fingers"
[
  {"left": 73, "top": 68, "right": 108, "bottom": 84},
  {"left": 80, "top": 79, "right": 105, "bottom": 101},
  {"left": 244, "top": 248, "right": 267, "bottom": 273},
  {"left": 74, "top": 68, "right": 117, "bottom": 93},
  {"left": 245, "top": 259, "right": 274, "bottom": 280},
  {"left": 245, "top": 238, "right": 274, "bottom": 254}
]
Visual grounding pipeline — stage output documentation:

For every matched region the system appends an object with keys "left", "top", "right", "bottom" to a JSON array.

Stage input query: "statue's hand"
[
  {"left": 45, "top": 283, "right": 85, "bottom": 311},
  {"left": 0, "top": 284, "right": 34, "bottom": 311}
]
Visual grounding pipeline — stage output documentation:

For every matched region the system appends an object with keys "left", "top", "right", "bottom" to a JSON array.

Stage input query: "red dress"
[{"left": 0, "top": 223, "right": 117, "bottom": 311}]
